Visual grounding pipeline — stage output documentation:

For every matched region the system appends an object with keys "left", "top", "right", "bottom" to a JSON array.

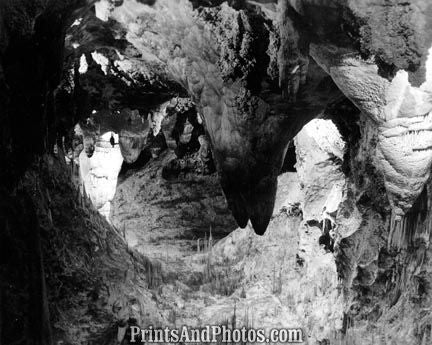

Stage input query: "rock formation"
[{"left": 71, "top": 0, "right": 432, "bottom": 236}]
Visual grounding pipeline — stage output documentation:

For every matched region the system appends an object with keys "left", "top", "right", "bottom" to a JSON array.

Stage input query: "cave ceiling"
[{"left": 1, "top": 0, "right": 432, "bottom": 234}]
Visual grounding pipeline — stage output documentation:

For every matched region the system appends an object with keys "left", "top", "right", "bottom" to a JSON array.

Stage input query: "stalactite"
[
  {"left": 388, "top": 186, "right": 430, "bottom": 250},
  {"left": 278, "top": 0, "right": 309, "bottom": 102}
]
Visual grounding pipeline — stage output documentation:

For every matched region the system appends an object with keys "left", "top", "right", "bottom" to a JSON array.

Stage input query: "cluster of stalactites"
[{"left": 388, "top": 186, "right": 432, "bottom": 251}]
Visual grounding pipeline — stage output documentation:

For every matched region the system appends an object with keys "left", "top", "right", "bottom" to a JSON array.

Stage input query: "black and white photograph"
[{"left": 1, "top": 0, "right": 432, "bottom": 344}]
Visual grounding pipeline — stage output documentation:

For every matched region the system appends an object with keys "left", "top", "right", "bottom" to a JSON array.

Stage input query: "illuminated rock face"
[
  {"left": 98, "top": 0, "right": 343, "bottom": 235},
  {"left": 76, "top": 0, "right": 432, "bottom": 235},
  {"left": 108, "top": 122, "right": 345, "bottom": 343},
  {"left": 75, "top": 108, "right": 150, "bottom": 161},
  {"left": 312, "top": 45, "right": 432, "bottom": 219},
  {"left": 118, "top": 134, "right": 146, "bottom": 163},
  {"left": 295, "top": 119, "right": 346, "bottom": 221},
  {"left": 79, "top": 132, "right": 124, "bottom": 219},
  {"left": 1, "top": 0, "right": 430, "bottom": 235}
]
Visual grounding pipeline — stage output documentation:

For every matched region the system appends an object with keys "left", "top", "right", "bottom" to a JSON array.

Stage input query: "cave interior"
[{"left": 1, "top": 0, "right": 432, "bottom": 344}]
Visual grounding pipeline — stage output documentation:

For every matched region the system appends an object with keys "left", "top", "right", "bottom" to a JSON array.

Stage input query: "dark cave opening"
[
  {"left": 118, "top": 148, "right": 153, "bottom": 179},
  {"left": 280, "top": 142, "right": 297, "bottom": 173}
]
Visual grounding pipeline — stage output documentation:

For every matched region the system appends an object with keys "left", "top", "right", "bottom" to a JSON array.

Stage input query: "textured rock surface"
[
  {"left": 106, "top": 121, "right": 346, "bottom": 343},
  {"left": 74, "top": 96, "right": 210, "bottom": 220},
  {"left": 79, "top": 132, "right": 124, "bottom": 218},
  {"left": 111, "top": 149, "right": 236, "bottom": 259},
  {"left": 312, "top": 45, "right": 432, "bottom": 220},
  {"left": 295, "top": 119, "right": 345, "bottom": 221},
  {"left": 327, "top": 115, "right": 432, "bottom": 344},
  {"left": 97, "top": 0, "right": 343, "bottom": 234},
  {"left": 0, "top": 154, "right": 162, "bottom": 344},
  {"left": 74, "top": 0, "right": 432, "bottom": 236}
]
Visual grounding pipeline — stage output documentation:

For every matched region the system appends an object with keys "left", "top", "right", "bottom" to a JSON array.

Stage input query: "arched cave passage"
[{"left": 2, "top": 1, "right": 432, "bottom": 345}]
